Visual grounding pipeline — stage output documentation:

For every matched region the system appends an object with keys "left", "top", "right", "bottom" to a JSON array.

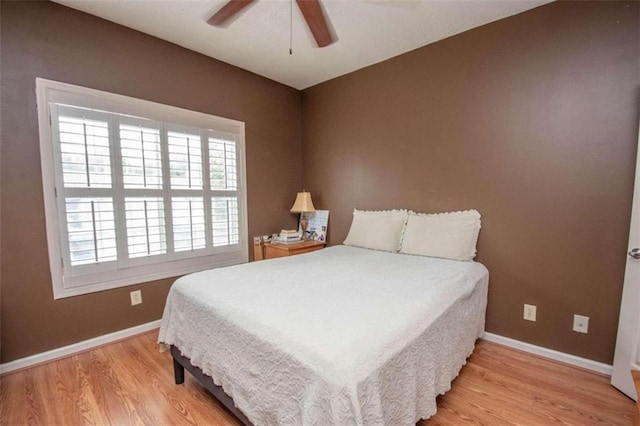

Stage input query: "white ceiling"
[{"left": 53, "top": 0, "right": 551, "bottom": 90}]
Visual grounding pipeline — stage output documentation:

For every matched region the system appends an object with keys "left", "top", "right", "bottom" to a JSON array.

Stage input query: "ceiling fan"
[{"left": 207, "top": 0, "right": 334, "bottom": 48}]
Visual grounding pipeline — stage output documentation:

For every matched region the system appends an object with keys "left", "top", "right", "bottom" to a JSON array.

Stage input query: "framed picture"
[{"left": 299, "top": 210, "right": 329, "bottom": 242}]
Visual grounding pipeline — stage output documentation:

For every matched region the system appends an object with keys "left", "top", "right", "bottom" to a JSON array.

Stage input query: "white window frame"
[{"left": 36, "top": 78, "right": 248, "bottom": 299}]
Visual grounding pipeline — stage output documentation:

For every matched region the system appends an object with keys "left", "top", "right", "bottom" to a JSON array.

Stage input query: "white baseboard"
[
  {"left": 0, "top": 324, "right": 612, "bottom": 377},
  {"left": 482, "top": 332, "right": 613, "bottom": 376},
  {"left": 0, "top": 320, "right": 162, "bottom": 375}
]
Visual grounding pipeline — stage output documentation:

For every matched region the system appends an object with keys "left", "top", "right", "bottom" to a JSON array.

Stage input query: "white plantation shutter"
[
  {"left": 125, "top": 197, "right": 166, "bottom": 258},
  {"left": 54, "top": 106, "right": 119, "bottom": 271},
  {"left": 65, "top": 197, "right": 117, "bottom": 265},
  {"left": 212, "top": 196, "right": 239, "bottom": 247},
  {"left": 209, "top": 133, "right": 237, "bottom": 190},
  {"left": 209, "top": 132, "right": 240, "bottom": 247},
  {"left": 120, "top": 120, "right": 163, "bottom": 189},
  {"left": 58, "top": 114, "right": 111, "bottom": 188},
  {"left": 172, "top": 196, "right": 206, "bottom": 251},
  {"left": 168, "top": 129, "right": 203, "bottom": 190},
  {"left": 38, "top": 79, "right": 247, "bottom": 299},
  {"left": 120, "top": 119, "right": 168, "bottom": 260}
]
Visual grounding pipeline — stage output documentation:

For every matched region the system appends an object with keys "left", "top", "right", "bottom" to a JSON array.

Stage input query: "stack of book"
[{"left": 277, "top": 229, "right": 302, "bottom": 243}]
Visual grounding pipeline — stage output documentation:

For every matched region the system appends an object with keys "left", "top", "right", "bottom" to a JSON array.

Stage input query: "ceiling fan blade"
[
  {"left": 295, "top": 0, "right": 334, "bottom": 48},
  {"left": 207, "top": 0, "right": 256, "bottom": 26}
]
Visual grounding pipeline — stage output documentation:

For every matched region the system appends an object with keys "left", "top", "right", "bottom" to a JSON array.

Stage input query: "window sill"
[{"left": 53, "top": 248, "right": 248, "bottom": 299}]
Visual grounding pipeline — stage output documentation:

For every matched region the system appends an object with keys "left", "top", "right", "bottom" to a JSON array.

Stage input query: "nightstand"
[{"left": 263, "top": 240, "right": 325, "bottom": 259}]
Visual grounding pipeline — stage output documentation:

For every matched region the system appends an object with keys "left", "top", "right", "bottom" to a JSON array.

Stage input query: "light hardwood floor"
[{"left": 0, "top": 331, "right": 634, "bottom": 425}]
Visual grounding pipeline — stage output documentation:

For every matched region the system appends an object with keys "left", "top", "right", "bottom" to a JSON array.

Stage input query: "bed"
[{"left": 158, "top": 244, "right": 489, "bottom": 425}]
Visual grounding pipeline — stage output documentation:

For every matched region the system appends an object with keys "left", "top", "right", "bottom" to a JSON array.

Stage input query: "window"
[{"left": 36, "top": 79, "right": 248, "bottom": 299}]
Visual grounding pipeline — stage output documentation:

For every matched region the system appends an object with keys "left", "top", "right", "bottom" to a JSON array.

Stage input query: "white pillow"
[
  {"left": 400, "top": 210, "right": 481, "bottom": 261},
  {"left": 343, "top": 209, "right": 408, "bottom": 252}
]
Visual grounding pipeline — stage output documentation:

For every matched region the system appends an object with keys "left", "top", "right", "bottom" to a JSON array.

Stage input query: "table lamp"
[{"left": 290, "top": 191, "right": 316, "bottom": 240}]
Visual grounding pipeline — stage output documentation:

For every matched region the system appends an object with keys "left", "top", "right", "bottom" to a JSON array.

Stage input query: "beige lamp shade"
[{"left": 290, "top": 191, "right": 316, "bottom": 213}]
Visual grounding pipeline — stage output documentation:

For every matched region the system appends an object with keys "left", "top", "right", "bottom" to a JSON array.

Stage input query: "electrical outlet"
[
  {"left": 130, "top": 290, "right": 142, "bottom": 306},
  {"left": 523, "top": 304, "right": 537, "bottom": 322},
  {"left": 573, "top": 314, "right": 589, "bottom": 333}
]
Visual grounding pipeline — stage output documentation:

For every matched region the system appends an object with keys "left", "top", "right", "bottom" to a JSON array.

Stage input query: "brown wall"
[
  {"left": 0, "top": 1, "right": 302, "bottom": 362},
  {"left": 301, "top": 1, "right": 639, "bottom": 363},
  {"left": 1, "top": 0, "right": 638, "bottom": 365}
]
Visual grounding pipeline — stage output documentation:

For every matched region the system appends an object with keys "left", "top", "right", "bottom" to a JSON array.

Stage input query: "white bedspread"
[{"left": 158, "top": 245, "right": 488, "bottom": 425}]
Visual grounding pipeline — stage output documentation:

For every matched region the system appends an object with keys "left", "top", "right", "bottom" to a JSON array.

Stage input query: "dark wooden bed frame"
[{"left": 170, "top": 345, "right": 253, "bottom": 425}]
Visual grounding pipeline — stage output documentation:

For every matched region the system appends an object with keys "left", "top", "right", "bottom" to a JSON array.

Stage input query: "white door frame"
[{"left": 611, "top": 121, "right": 640, "bottom": 400}]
